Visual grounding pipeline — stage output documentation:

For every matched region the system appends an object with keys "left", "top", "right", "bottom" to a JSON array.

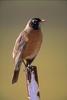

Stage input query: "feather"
[{"left": 12, "top": 32, "right": 28, "bottom": 84}]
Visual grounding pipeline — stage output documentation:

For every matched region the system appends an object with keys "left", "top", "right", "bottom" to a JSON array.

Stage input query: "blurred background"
[{"left": 0, "top": 0, "right": 67, "bottom": 100}]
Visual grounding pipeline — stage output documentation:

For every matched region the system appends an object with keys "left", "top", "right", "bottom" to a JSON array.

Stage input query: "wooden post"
[{"left": 25, "top": 66, "right": 40, "bottom": 100}]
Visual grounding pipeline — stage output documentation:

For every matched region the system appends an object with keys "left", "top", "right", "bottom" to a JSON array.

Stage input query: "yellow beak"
[{"left": 41, "top": 19, "right": 47, "bottom": 22}]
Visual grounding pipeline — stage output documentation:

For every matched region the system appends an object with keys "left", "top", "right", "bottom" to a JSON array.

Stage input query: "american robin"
[{"left": 12, "top": 18, "right": 46, "bottom": 84}]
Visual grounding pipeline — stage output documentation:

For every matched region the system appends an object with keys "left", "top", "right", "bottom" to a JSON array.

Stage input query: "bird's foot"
[
  {"left": 23, "top": 64, "right": 36, "bottom": 73},
  {"left": 23, "top": 65, "right": 31, "bottom": 72}
]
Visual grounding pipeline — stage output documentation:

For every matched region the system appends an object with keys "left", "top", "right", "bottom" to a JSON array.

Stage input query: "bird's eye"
[
  {"left": 32, "top": 20, "right": 37, "bottom": 24},
  {"left": 32, "top": 20, "right": 35, "bottom": 23}
]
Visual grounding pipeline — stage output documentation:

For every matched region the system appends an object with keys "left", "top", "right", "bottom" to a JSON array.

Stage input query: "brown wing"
[
  {"left": 12, "top": 32, "right": 28, "bottom": 84},
  {"left": 12, "top": 33, "right": 28, "bottom": 61}
]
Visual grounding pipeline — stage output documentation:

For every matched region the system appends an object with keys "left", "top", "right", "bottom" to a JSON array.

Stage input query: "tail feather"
[{"left": 12, "top": 68, "right": 20, "bottom": 84}]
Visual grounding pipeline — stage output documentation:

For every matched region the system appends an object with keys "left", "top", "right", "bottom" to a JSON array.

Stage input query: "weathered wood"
[{"left": 25, "top": 66, "right": 40, "bottom": 100}]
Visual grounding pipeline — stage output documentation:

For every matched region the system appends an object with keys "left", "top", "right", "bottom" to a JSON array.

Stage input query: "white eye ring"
[
  {"left": 32, "top": 20, "right": 37, "bottom": 23},
  {"left": 32, "top": 20, "right": 35, "bottom": 23}
]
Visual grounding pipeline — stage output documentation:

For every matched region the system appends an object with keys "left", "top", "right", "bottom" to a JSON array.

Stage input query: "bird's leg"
[
  {"left": 23, "top": 58, "right": 35, "bottom": 72},
  {"left": 22, "top": 60, "right": 30, "bottom": 72},
  {"left": 26, "top": 58, "right": 35, "bottom": 67}
]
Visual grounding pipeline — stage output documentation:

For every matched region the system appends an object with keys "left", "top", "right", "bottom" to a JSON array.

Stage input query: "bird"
[{"left": 12, "top": 18, "right": 46, "bottom": 84}]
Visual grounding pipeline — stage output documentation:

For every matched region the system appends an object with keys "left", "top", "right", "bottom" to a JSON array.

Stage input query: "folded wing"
[{"left": 12, "top": 32, "right": 28, "bottom": 84}]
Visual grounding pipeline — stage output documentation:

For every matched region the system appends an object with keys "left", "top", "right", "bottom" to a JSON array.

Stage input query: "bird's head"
[
  {"left": 24, "top": 17, "right": 46, "bottom": 32},
  {"left": 29, "top": 18, "right": 46, "bottom": 30}
]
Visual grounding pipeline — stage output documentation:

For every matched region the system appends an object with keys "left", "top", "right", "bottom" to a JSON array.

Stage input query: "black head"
[{"left": 30, "top": 18, "right": 41, "bottom": 30}]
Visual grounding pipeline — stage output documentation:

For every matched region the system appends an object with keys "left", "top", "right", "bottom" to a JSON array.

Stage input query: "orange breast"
[{"left": 23, "top": 30, "right": 42, "bottom": 59}]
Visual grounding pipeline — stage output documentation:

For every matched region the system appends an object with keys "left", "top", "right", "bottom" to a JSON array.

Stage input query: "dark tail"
[{"left": 12, "top": 68, "right": 20, "bottom": 84}]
